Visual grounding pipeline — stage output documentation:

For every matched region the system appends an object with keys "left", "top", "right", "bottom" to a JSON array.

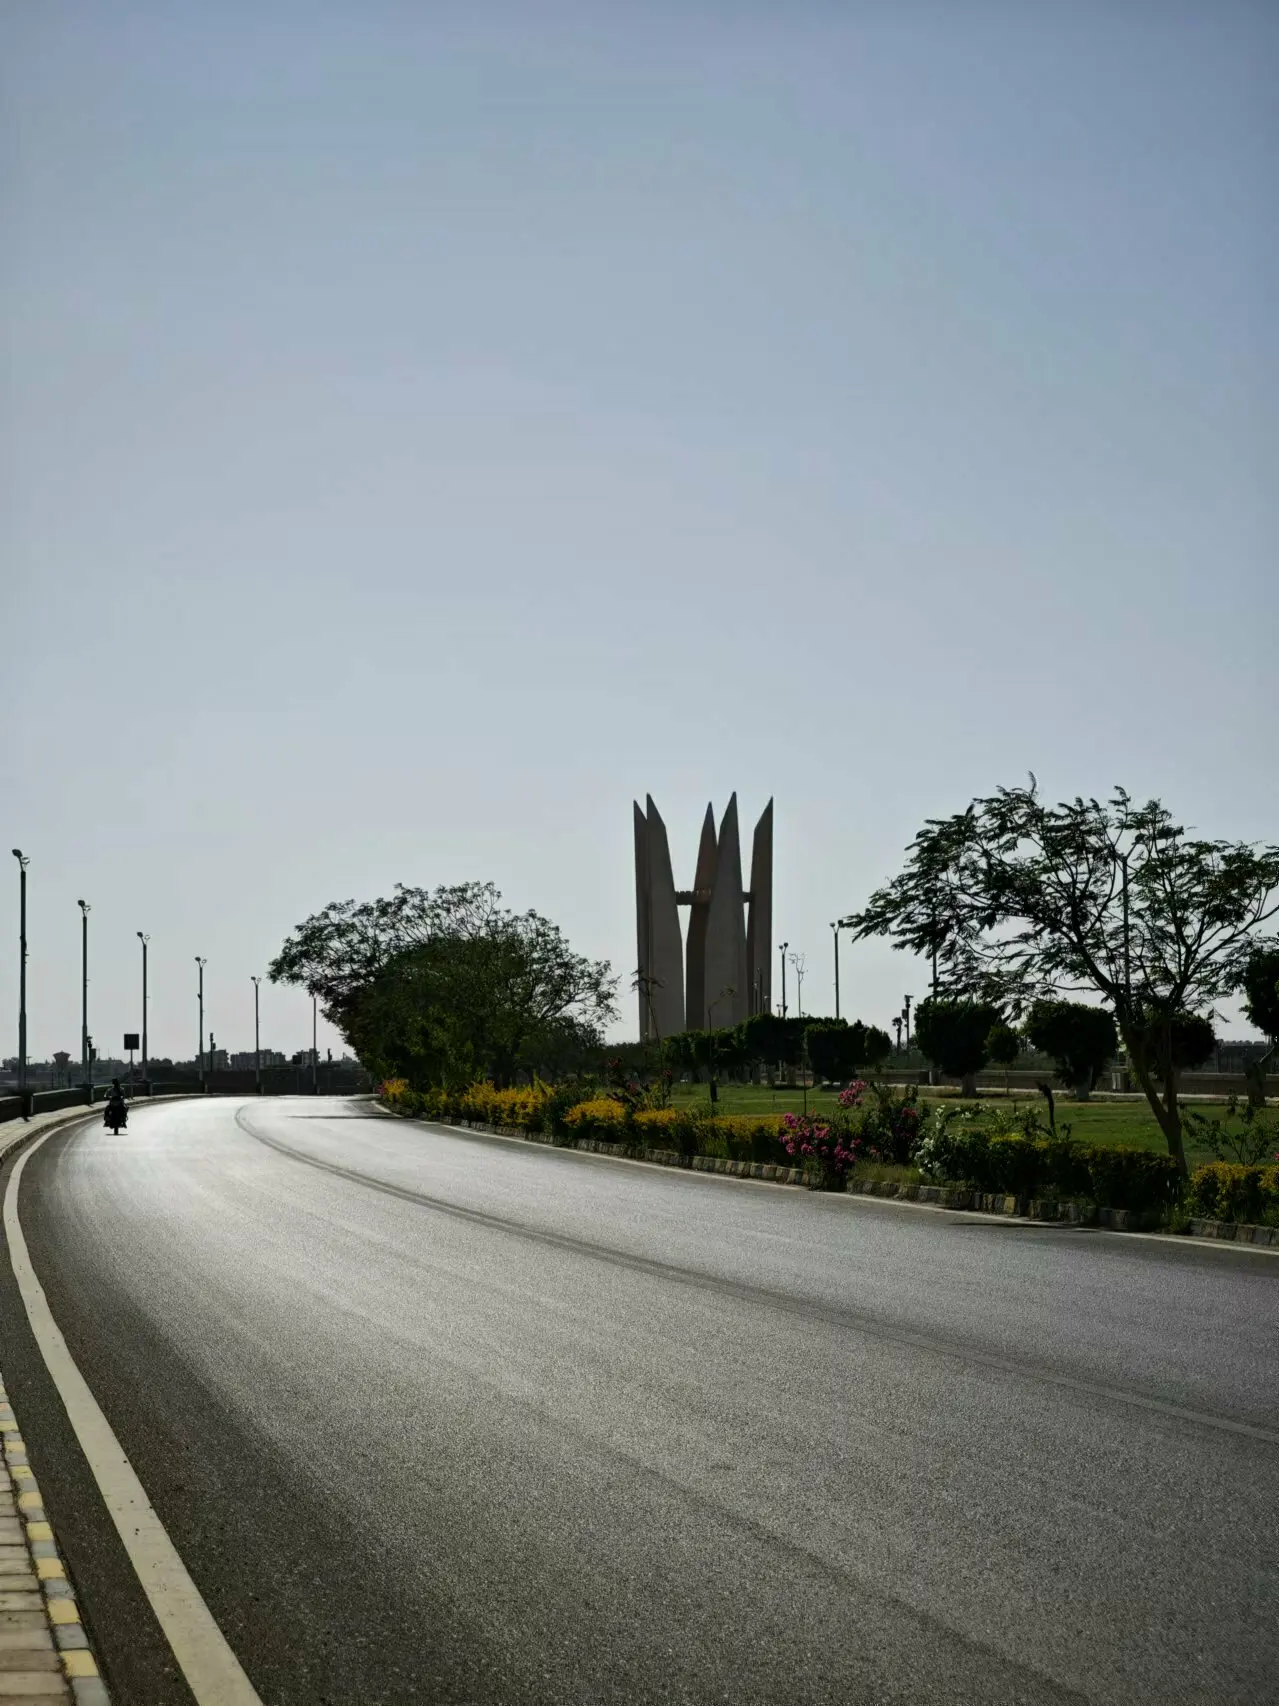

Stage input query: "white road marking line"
[{"left": 5, "top": 1124, "right": 263, "bottom": 1706}]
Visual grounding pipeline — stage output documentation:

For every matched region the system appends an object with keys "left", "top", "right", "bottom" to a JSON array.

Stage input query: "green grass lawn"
[{"left": 668, "top": 1081, "right": 1239, "bottom": 1168}]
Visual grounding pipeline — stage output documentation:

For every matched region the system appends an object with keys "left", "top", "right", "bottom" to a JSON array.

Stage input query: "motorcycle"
[{"left": 103, "top": 1098, "right": 128, "bottom": 1135}]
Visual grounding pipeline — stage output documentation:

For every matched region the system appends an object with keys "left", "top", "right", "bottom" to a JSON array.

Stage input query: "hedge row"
[
  {"left": 1186, "top": 1163, "right": 1279, "bottom": 1226},
  {"left": 914, "top": 1122, "right": 1181, "bottom": 1213}
]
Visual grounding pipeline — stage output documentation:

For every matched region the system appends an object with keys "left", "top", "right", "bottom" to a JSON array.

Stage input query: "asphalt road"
[{"left": 2, "top": 1097, "right": 1277, "bottom": 1706}]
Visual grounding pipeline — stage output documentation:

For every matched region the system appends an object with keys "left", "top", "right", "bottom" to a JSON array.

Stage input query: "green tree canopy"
[
  {"left": 270, "top": 881, "right": 617, "bottom": 1087},
  {"left": 914, "top": 998, "right": 1002, "bottom": 1095},
  {"left": 848, "top": 782, "right": 1279, "bottom": 1172},
  {"left": 1025, "top": 999, "right": 1117, "bottom": 1098},
  {"left": 1241, "top": 945, "right": 1279, "bottom": 1042},
  {"left": 738, "top": 1012, "right": 807, "bottom": 1069},
  {"left": 1158, "top": 1009, "right": 1216, "bottom": 1074},
  {"left": 1239, "top": 943, "right": 1279, "bottom": 1107},
  {"left": 803, "top": 1019, "right": 893, "bottom": 1081},
  {"left": 984, "top": 1022, "right": 1021, "bottom": 1070}
]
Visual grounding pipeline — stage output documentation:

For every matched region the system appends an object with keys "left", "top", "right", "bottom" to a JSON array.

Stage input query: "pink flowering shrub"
[
  {"left": 782, "top": 1112, "right": 861, "bottom": 1190},
  {"left": 838, "top": 1082, "right": 922, "bottom": 1165}
]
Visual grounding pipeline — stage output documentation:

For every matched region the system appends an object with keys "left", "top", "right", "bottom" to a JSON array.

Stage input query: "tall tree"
[
  {"left": 271, "top": 882, "right": 617, "bottom": 1087},
  {"left": 848, "top": 782, "right": 1279, "bottom": 1173}
]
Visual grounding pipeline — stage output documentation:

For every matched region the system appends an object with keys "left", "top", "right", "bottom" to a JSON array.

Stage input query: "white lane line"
[{"left": 5, "top": 1123, "right": 264, "bottom": 1706}]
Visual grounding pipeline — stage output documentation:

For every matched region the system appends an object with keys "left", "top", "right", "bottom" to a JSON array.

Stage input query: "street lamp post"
[
  {"left": 706, "top": 985, "right": 736, "bottom": 1108},
  {"left": 830, "top": 922, "right": 841, "bottom": 1021},
  {"left": 788, "top": 950, "right": 806, "bottom": 1019},
  {"left": 251, "top": 976, "right": 261, "bottom": 1095},
  {"left": 311, "top": 994, "right": 318, "bottom": 1095},
  {"left": 12, "top": 853, "right": 28, "bottom": 1114},
  {"left": 137, "top": 933, "right": 150, "bottom": 1090},
  {"left": 195, "top": 958, "right": 206, "bottom": 1091},
  {"left": 903, "top": 993, "right": 912, "bottom": 1055},
  {"left": 778, "top": 942, "right": 789, "bottom": 1019},
  {"left": 77, "top": 899, "right": 90, "bottom": 1103}
]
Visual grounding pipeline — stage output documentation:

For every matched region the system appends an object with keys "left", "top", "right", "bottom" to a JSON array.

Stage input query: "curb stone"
[
  {"left": 379, "top": 1105, "right": 1277, "bottom": 1248},
  {"left": 0, "top": 1378, "right": 110, "bottom": 1704},
  {"left": 1186, "top": 1216, "right": 1277, "bottom": 1246},
  {"left": 446, "top": 1120, "right": 810, "bottom": 1186},
  {"left": 846, "top": 1177, "right": 1277, "bottom": 1243}
]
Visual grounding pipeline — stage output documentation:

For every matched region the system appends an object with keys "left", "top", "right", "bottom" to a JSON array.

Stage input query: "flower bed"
[
  {"left": 380, "top": 1080, "right": 1266, "bottom": 1236},
  {"left": 380, "top": 1079, "right": 796, "bottom": 1167}
]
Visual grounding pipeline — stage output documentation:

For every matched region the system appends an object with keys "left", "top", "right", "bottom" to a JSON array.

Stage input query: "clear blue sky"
[{"left": 4, "top": 0, "right": 1276, "bottom": 1060}]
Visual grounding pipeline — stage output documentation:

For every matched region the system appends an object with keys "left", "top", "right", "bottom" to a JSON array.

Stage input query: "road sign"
[{"left": 123, "top": 1033, "right": 139, "bottom": 1050}]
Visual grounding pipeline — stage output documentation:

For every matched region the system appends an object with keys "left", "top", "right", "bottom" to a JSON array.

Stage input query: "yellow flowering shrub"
[
  {"left": 713, "top": 1114, "right": 788, "bottom": 1140},
  {"left": 380, "top": 1078, "right": 412, "bottom": 1109},
  {"left": 459, "top": 1082, "right": 553, "bottom": 1129},
  {"left": 379, "top": 1080, "right": 793, "bottom": 1167},
  {"left": 562, "top": 1098, "right": 629, "bottom": 1138},
  {"left": 633, "top": 1108, "right": 682, "bottom": 1139}
]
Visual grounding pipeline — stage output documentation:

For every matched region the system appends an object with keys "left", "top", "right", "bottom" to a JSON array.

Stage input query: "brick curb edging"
[
  {"left": 377, "top": 1106, "right": 1277, "bottom": 1249},
  {"left": 418, "top": 1115, "right": 810, "bottom": 1186},
  {"left": 845, "top": 1179, "right": 1278, "bottom": 1245},
  {"left": 846, "top": 1178, "right": 1164, "bottom": 1233},
  {"left": 0, "top": 1379, "right": 110, "bottom": 1703}
]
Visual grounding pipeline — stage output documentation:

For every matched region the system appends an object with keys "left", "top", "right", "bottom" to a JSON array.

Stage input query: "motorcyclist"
[{"left": 104, "top": 1077, "right": 128, "bottom": 1133}]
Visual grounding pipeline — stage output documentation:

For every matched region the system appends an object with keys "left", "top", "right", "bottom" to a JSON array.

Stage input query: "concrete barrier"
[{"left": 32, "top": 1088, "right": 93, "bottom": 1116}]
